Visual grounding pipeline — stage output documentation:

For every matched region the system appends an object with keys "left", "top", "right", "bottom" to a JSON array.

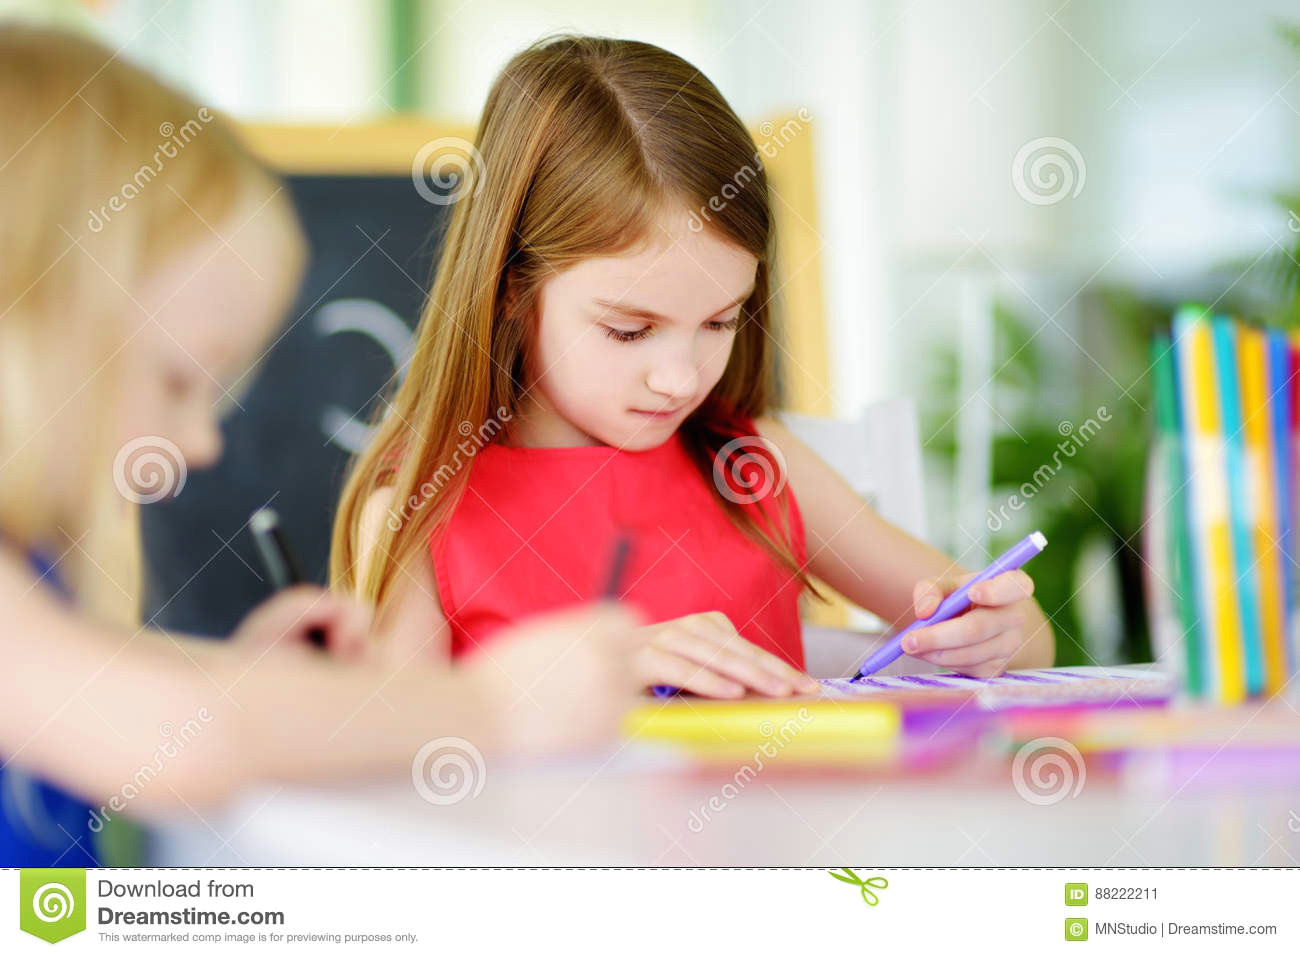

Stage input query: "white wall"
[{"left": 16, "top": 0, "right": 1300, "bottom": 555}]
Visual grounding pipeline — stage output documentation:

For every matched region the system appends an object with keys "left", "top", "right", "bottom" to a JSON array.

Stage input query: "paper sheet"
[{"left": 819, "top": 665, "right": 1174, "bottom": 709}]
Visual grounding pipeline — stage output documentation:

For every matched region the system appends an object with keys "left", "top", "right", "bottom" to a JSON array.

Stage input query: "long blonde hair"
[
  {"left": 0, "top": 26, "right": 298, "bottom": 621},
  {"left": 331, "top": 34, "right": 811, "bottom": 611}
]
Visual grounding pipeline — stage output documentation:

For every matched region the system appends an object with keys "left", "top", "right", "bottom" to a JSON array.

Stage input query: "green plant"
[
  {"left": 924, "top": 294, "right": 1166, "bottom": 666},
  {"left": 1231, "top": 20, "right": 1300, "bottom": 328},
  {"left": 919, "top": 20, "right": 1300, "bottom": 668}
]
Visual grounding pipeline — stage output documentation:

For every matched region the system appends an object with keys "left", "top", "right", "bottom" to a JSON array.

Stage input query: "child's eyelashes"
[
  {"left": 601, "top": 314, "right": 741, "bottom": 344},
  {"left": 604, "top": 325, "right": 652, "bottom": 343}
]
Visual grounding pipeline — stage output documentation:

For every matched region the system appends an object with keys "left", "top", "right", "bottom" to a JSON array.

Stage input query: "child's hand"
[
  {"left": 634, "top": 611, "right": 820, "bottom": 698},
  {"left": 231, "top": 586, "right": 373, "bottom": 660},
  {"left": 901, "top": 571, "right": 1035, "bottom": 677},
  {"left": 464, "top": 603, "right": 648, "bottom": 755}
]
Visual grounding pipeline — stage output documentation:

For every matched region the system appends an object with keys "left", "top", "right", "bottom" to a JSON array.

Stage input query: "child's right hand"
[
  {"left": 633, "top": 611, "right": 820, "bottom": 698},
  {"left": 230, "top": 585, "right": 373, "bottom": 660},
  {"left": 461, "top": 603, "right": 649, "bottom": 756}
]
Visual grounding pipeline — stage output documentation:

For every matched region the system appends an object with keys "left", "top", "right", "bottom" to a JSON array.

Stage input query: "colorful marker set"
[
  {"left": 623, "top": 666, "right": 1177, "bottom": 771},
  {"left": 1146, "top": 305, "right": 1300, "bottom": 703}
]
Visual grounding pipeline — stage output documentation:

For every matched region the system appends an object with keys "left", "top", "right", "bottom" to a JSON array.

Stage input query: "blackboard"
[{"left": 140, "top": 175, "right": 450, "bottom": 636}]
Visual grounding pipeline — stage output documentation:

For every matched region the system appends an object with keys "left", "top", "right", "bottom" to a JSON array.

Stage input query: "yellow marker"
[
  {"left": 1175, "top": 315, "right": 1245, "bottom": 703},
  {"left": 623, "top": 698, "right": 903, "bottom": 765},
  {"left": 1238, "top": 326, "right": 1287, "bottom": 695}
]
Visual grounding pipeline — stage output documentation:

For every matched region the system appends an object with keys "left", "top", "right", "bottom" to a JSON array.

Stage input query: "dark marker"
[
  {"left": 249, "top": 507, "right": 327, "bottom": 649},
  {"left": 601, "top": 533, "right": 667, "bottom": 695},
  {"left": 602, "top": 535, "right": 632, "bottom": 600}
]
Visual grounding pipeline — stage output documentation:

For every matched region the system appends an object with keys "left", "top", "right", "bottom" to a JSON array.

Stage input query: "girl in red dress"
[{"left": 332, "top": 36, "right": 1052, "bottom": 697}]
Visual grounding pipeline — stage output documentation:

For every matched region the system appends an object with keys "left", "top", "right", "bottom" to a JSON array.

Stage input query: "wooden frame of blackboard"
[{"left": 239, "top": 116, "right": 830, "bottom": 416}]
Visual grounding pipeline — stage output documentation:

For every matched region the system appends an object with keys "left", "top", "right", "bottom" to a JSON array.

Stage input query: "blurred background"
[{"left": 6, "top": 0, "right": 1300, "bottom": 666}]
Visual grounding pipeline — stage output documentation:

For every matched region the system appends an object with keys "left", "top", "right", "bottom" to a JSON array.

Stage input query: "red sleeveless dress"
[{"left": 430, "top": 428, "right": 808, "bottom": 669}]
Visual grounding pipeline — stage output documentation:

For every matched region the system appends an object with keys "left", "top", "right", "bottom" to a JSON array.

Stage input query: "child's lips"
[{"left": 631, "top": 407, "right": 684, "bottom": 420}]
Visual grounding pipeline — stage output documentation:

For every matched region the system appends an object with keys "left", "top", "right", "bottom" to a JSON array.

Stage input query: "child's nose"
[
  {"left": 646, "top": 355, "right": 698, "bottom": 400},
  {"left": 179, "top": 420, "right": 223, "bottom": 471}
]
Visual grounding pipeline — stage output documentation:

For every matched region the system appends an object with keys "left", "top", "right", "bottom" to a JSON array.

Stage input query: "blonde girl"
[
  {"left": 333, "top": 35, "right": 1053, "bottom": 699},
  {"left": 0, "top": 26, "right": 644, "bottom": 867}
]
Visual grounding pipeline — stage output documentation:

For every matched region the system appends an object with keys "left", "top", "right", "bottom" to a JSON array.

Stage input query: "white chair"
[{"left": 781, "top": 399, "right": 938, "bottom": 678}]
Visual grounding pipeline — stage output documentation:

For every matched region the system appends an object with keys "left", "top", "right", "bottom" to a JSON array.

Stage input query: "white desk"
[
  {"left": 150, "top": 750, "right": 1300, "bottom": 866},
  {"left": 149, "top": 627, "right": 1300, "bottom": 867}
]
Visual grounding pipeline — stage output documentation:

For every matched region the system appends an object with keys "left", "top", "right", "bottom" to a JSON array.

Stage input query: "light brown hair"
[
  {"left": 331, "top": 34, "right": 809, "bottom": 611},
  {"left": 0, "top": 26, "right": 300, "bottom": 620}
]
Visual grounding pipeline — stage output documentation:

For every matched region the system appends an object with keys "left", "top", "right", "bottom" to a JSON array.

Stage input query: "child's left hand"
[{"left": 899, "top": 570, "right": 1036, "bottom": 678}]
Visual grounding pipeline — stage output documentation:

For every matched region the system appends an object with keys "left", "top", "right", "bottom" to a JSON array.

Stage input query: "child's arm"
[
  {"left": 356, "top": 487, "right": 453, "bottom": 667},
  {"left": 0, "top": 546, "right": 643, "bottom": 813},
  {"left": 755, "top": 416, "right": 1054, "bottom": 675},
  {"left": 358, "top": 490, "right": 817, "bottom": 697}
]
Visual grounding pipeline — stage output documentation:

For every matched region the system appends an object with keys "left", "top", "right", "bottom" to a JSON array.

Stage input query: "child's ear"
[
  {"left": 500, "top": 270, "right": 539, "bottom": 329},
  {"left": 501, "top": 267, "right": 523, "bottom": 313}
]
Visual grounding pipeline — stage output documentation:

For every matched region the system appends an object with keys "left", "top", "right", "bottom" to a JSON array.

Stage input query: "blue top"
[{"left": 0, "top": 550, "right": 100, "bottom": 866}]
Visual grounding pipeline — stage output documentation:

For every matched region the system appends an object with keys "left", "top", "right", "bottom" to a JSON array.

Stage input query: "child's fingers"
[
  {"left": 912, "top": 579, "right": 944, "bottom": 618},
  {"left": 916, "top": 631, "right": 1020, "bottom": 675},
  {"left": 682, "top": 612, "right": 819, "bottom": 694},
  {"left": 286, "top": 592, "right": 373, "bottom": 658},
  {"left": 235, "top": 585, "right": 319, "bottom": 637},
  {"left": 318, "top": 595, "right": 375, "bottom": 658},
  {"left": 902, "top": 608, "right": 1026, "bottom": 655},
  {"left": 911, "top": 574, "right": 974, "bottom": 618},
  {"left": 235, "top": 586, "right": 372, "bottom": 656},
  {"left": 638, "top": 646, "right": 744, "bottom": 698},
  {"left": 968, "top": 569, "right": 1034, "bottom": 607},
  {"left": 687, "top": 610, "right": 746, "bottom": 642},
  {"left": 687, "top": 644, "right": 797, "bottom": 696},
  {"left": 639, "top": 613, "right": 818, "bottom": 696},
  {"left": 700, "top": 633, "right": 817, "bottom": 693},
  {"left": 653, "top": 624, "right": 794, "bottom": 695}
]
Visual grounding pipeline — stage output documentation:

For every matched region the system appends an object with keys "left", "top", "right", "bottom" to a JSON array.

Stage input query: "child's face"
[
  {"left": 116, "top": 199, "right": 299, "bottom": 472},
  {"left": 525, "top": 211, "right": 757, "bottom": 450}
]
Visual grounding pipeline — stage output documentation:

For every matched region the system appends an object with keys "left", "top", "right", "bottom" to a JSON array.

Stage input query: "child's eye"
[
  {"left": 604, "top": 325, "right": 652, "bottom": 343},
  {"left": 705, "top": 314, "right": 742, "bottom": 332}
]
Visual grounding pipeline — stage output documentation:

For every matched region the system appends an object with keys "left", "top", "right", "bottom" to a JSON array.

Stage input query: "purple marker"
[{"left": 851, "top": 530, "right": 1047, "bottom": 680}]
